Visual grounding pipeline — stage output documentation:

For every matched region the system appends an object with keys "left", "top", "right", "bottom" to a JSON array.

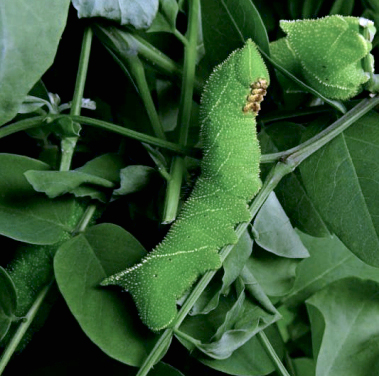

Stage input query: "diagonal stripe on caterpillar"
[{"left": 101, "top": 39, "right": 270, "bottom": 331}]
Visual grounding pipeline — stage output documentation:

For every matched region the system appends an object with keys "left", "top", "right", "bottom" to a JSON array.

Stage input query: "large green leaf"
[
  {"left": 252, "top": 192, "right": 309, "bottom": 258},
  {"left": 0, "top": 0, "right": 70, "bottom": 126},
  {"left": 306, "top": 278, "right": 379, "bottom": 376},
  {"left": 200, "top": 0, "right": 269, "bottom": 76},
  {"left": 54, "top": 223, "right": 157, "bottom": 366},
  {"left": 300, "top": 111, "right": 379, "bottom": 266},
  {"left": 282, "top": 231, "right": 379, "bottom": 308},
  {"left": 260, "top": 122, "right": 330, "bottom": 237},
  {"left": 0, "top": 154, "right": 83, "bottom": 244}
]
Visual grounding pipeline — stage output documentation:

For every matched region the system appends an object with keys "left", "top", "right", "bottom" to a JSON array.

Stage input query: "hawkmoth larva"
[{"left": 101, "top": 39, "right": 270, "bottom": 331}]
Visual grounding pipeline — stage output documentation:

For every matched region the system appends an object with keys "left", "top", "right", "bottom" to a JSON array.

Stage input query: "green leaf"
[
  {"left": 282, "top": 231, "right": 379, "bottom": 308},
  {"left": 279, "top": 16, "right": 373, "bottom": 100},
  {"left": 301, "top": 0, "right": 326, "bottom": 18},
  {"left": 147, "top": 0, "right": 179, "bottom": 33},
  {"left": 51, "top": 118, "right": 81, "bottom": 138},
  {"left": 54, "top": 223, "right": 158, "bottom": 366},
  {"left": 113, "top": 165, "right": 155, "bottom": 197},
  {"left": 0, "top": 154, "right": 83, "bottom": 244},
  {"left": 247, "top": 248, "right": 299, "bottom": 297},
  {"left": 25, "top": 153, "right": 127, "bottom": 201},
  {"left": 179, "top": 322, "right": 284, "bottom": 376},
  {"left": 329, "top": 0, "right": 355, "bottom": 15},
  {"left": 150, "top": 362, "right": 185, "bottom": 376},
  {"left": 0, "top": 266, "right": 17, "bottom": 341},
  {"left": 252, "top": 192, "right": 310, "bottom": 258},
  {"left": 178, "top": 268, "right": 280, "bottom": 360},
  {"left": 72, "top": 0, "right": 159, "bottom": 29},
  {"left": 0, "top": 0, "right": 70, "bottom": 126},
  {"left": 191, "top": 229, "right": 253, "bottom": 315},
  {"left": 25, "top": 171, "right": 115, "bottom": 199},
  {"left": 300, "top": 111, "right": 379, "bottom": 266},
  {"left": 260, "top": 122, "right": 330, "bottom": 237},
  {"left": 306, "top": 277, "right": 379, "bottom": 376},
  {"left": 200, "top": 0, "right": 269, "bottom": 75},
  {"left": 293, "top": 358, "right": 316, "bottom": 376}
]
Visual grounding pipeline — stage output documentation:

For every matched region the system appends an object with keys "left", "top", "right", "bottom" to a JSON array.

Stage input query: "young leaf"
[{"left": 306, "top": 278, "right": 379, "bottom": 376}]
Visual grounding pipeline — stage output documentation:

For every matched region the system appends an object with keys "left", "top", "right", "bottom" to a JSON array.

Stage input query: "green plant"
[{"left": 1, "top": 1, "right": 379, "bottom": 376}]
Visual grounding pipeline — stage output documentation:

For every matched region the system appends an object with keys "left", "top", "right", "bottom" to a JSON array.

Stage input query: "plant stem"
[
  {"left": 162, "top": 156, "right": 186, "bottom": 224},
  {"left": 287, "top": 96, "right": 379, "bottom": 165},
  {"left": 93, "top": 25, "right": 203, "bottom": 93},
  {"left": 136, "top": 329, "right": 173, "bottom": 376},
  {"left": 0, "top": 283, "right": 52, "bottom": 375},
  {"left": 73, "top": 204, "right": 97, "bottom": 234},
  {"left": 162, "top": 0, "right": 200, "bottom": 223},
  {"left": 126, "top": 55, "right": 166, "bottom": 140},
  {"left": 260, "top": 95, "right": 379, "bottom": 164},
  {"left": 257, "top": 331, "right": 291, "bottom": 376},
  {"left": 51, "top": 115, "right": 192, "bottom": 156},
  {"left": 174, "top": 29, "right": 188, "bottom": 45},
  {"left": 0, "top": 116, "right": 47, "bottom": 139},
  {"left": 60, "top": 26, "right": 93, "bottom": 171}
]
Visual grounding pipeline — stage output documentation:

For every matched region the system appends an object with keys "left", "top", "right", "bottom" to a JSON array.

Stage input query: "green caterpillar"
[{"left": 101, "top": 40, "right": 269, "bottom": 331}]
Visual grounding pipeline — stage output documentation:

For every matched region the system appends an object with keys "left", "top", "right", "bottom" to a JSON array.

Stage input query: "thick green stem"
[
  {"left": 162, "top": 0, "right": 200, "bottom": 223},
  {"left": 162, "top": 157, "right": 186, "bottom": 223},
  {"left": 51, "top": 115, "right": 191, "bottom": 156},
  {"left": 261, "top": 96, "right": 379, "bottom": 164},
  {"left": 136, "top": 329, "right": 173, "bottom": 376},
  {"left": 60, "top": 26, "right": 93, "bottom": 171},
  {"left": 257, "top": 331, "right": 291, "bottom": 376},
  {"left": 0, "top": 116, "right": 47, "bottom": 139},
  {"left": 0, "top": 283, "right": 52, "bottom": 375},
  {"left": 73, "top": 204, "right": 97, "bottom": 234}
]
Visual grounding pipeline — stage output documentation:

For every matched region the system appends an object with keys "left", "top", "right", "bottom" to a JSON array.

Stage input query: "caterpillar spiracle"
[{"left": 101, "top": 40, "right": 270, "bottom": 331}]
